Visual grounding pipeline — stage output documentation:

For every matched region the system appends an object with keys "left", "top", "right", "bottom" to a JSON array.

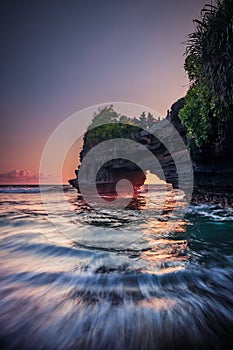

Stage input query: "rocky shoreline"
[{"left": 191, "top": 188, "right": 233, "bottom": 207}]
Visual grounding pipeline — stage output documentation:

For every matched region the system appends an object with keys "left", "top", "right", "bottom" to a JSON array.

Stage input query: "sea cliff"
[{"left": 69, "top": 99, "right": 233, "bottom": 206}]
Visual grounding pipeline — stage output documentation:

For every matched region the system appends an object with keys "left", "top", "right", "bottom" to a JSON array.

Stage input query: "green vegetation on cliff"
[
  {"left": 179, "top": 0, "right": 233, "bottom": 152},
  {"left": 79, "top": 105, "right": 157, "bottom": 163}
]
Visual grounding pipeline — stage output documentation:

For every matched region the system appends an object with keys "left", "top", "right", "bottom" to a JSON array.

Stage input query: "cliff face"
[
  {"left": 69, "top": 99, "right": 233, "bottom": 205},
  {"left": 167, "top": 99, "right": 233, "bottom": 191},
  {"left": 166, "top": 99, "right": 233, "bottom": 206}
]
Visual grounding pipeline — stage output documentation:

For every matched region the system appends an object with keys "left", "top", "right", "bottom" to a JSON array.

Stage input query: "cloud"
[{"left": 0, "top": 170, "right": 57, "bottom": 184}]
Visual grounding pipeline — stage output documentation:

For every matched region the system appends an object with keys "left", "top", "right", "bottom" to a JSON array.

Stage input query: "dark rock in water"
[
  {"left": 69, "top": 98, "right": 233, "bottom": 206},
  {"left": 69, "top": 160, "right": 146, "bottom": 196}
]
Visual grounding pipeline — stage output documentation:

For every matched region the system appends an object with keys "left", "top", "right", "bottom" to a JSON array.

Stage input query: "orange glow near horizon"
[
  {"left": 0, "top": 147, "right": 167, "bottom": 186},
  {"left": 144, "top": 170, "right": 166, "bottom": 185},
  {"left": 62, "top": 138, "right": 83, "bottom": 184}
]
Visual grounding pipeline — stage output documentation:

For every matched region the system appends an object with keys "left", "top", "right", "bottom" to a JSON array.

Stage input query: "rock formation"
[{"left": 69, "top": 99, "right": 233, "bottom": 206}]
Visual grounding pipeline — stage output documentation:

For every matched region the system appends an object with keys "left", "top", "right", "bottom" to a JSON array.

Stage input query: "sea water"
[{"left": 0, "top": 185, "right": 232, "bottom": 349}]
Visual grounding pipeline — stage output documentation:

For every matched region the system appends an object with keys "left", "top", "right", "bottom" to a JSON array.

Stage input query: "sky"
[{"left": 0, "top": 0, "right": 208, "bottom": 184}]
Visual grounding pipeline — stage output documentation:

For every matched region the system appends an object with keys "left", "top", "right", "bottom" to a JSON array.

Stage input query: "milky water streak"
[{"left": 0, "top": 185, "right": 233, "bottom": 349}]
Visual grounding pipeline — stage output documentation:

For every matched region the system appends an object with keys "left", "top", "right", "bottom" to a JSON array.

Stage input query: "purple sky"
[{"left": 0, "top": 0, "right": 208, "bottom": 183}]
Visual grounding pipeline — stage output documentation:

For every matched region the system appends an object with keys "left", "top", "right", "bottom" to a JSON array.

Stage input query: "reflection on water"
[{"left": 0, "top": 185, "right": 233, "bottom": 349}]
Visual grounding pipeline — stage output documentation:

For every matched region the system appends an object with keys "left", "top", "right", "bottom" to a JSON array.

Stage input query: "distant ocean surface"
[{"left": 0, "top": 185, "right": 233, "bottom": 349}]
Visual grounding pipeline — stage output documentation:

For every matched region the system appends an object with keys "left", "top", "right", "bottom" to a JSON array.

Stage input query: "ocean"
[{"left": 0, "top": 185, "right": 233, "bottom": 349}]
